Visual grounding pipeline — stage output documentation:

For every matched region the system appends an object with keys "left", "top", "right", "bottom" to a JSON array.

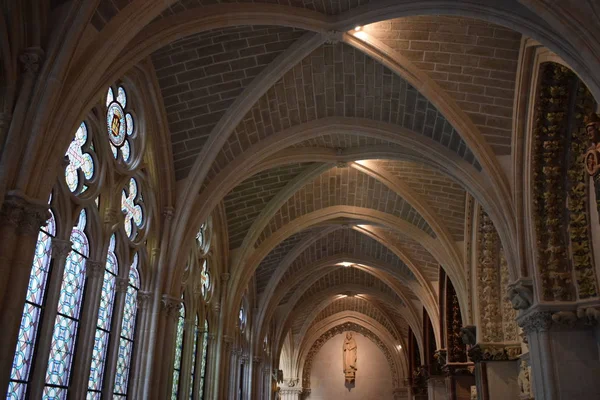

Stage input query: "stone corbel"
[
  {"left": 468, "top": 343, "right": 522, "bottom": 363},
  {"left": 576, "top": 306, "right": 600, "bottom": 324},
  {"left": 253, "top": 356, "right": 262, "bottom": 364},
  {"left": 0, "top": 193, "right": 50, "bottom": 235},
  {"left": 460, "top": 325, "right": 477, "bottom": 345},
  {"left": 19, "top": 47, "right": 44, "bottom": 76},
  {"left": 137, "top": 291, "right": 152, "bottom": 309},
  {"left": 507, "top": 281, "right": 534, "bottom": 310}
]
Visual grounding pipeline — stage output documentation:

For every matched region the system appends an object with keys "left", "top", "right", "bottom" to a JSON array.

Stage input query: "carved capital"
[
  {"left": 115, "top": 277, "right": 129, "bottom": 293},
  {"left": 221, "top": 273, "right": 230, "bottom": 282},
  {"left": 207, "top": 333, "right": 216, "bottom": 342},
  {"left": 104, "top": 208, "right": 121, "bottom": 226},
  {"left": 336, "top": 161, "right": 348, "bottom": 168},
  {"left": 161, "top": 295, "right": 182, "bottom": 319},
  {"left": 0, "top": 194, "right": 50, "bottom": 235},
  {"left": 253, "top": 356, "right": 262, "bottom": 364},
  {"left": 137, "top": 291, "right": 152, "bottom": 309},
  {"left": 19, "top": 47, "right": 44, "bottom": 75},
  {"left": 518, "top": 311, "right": 552, "bottom": 334},
  {"left": 86, "top": 260, "right": 105, "bottom": 279},
  {"left": 51, "top": 239, "right": 72, "bottom": 260},
  {"left": 212, "top": 301, "right": 221, "bottom": 313},
  {"left": 468, "top": 344, "right": 522, "bottom": 363}
]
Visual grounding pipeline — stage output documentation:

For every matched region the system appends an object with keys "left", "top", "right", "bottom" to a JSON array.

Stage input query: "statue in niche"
[{"left": 343, "top": 332, "right": 357, "bottom": 383}]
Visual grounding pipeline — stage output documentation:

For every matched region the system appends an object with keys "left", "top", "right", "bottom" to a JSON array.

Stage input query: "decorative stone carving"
[
  {"left": 115, "top": 277, "right": 129, "bottom": 293},
  {"left": 518, "top": 359, "right": 533, "bottom": 399},
  {"left": 137, "top": 291, "right": 152, "bottom": 309},
  {"left": 221, "top": 273, "right": 230, "bottom": 282},
  {"left": 470, "top": 386, "right": 478, "bottom": 400},
  {"left": 212, "top": 301, "right": 221, "bottom": 313},
  {"left": 0, "top": 194, "right": 50, "bottom": 235},
  {"left": 253, "top": 356, "right": 262, "bottom": 364},
  {"left": 446, "top": 280, "right": 467, "bottom": 362},
  {"left": 161, "top": 295, "right": 182, "bottom": 320},
  {"left": 50, "top": 239, "right": 72, "bottom": 260},
  {"left": 477, "top": 210, "right": 502, "bottom": 342},
  {"left": 19, "top": 47, "right": 44, "bottom": 75},
  {"left": 162, "top": 206, "right": 175, "bottom": 220},
  {"left": 517, "top": 311, "right": 552, "bottom": 334},
  {"left": 343, "top": 332, "right": 357, "bottom": 383},
  {"left": 499, "top": 250, "right": 518, "bottom": 341},
  {"left": 86, "top": 260, "right": 105, "bottom": 279},
  {"left": 507, "top": 282, "right": 534, "bottom": 310},
  {"left": 460, "top": 325, "right": 476, "bottom": 346},
  {"left": 577, "top": 306, "right": 600, "bottom": 324},
  {"left": 551, "top": 310, "right": 577, "bottom": 327},
  {"left": 468, "top": 344, "right": 522, "bottom": 363},
  {"left": 434, "top": 349, "right": 447, "bottom": 367},
  {"left": 323, "top": 30, "right": 343, "bottom": 44}
]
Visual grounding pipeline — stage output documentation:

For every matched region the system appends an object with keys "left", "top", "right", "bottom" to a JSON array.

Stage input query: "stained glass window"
[
  {"left": 87, "top": 234, "right": 119, "bottom": 397},
  {"left": 196, "top": 223, "right": 205, "bottom": 249},
  {"left": 189, "top": 316, "right": 199, "bottom": 399},
  {"left": 65, "top": 122, "right": 94, "bottom": 193},
  {"left": 198, "top": 319, "right": 208, "bottom": 400},
  {"left": 113, "top": 253, "right": 140, "bottom": 398},
  {"left": 7, "top": 210, "right": 55, "bottom": 399},
  {"left": 44, "top": 209, "right": 89, "bottom": 399},
  {"left": 106, "top": 86, "right": 135, "bottom": 162},
  {"left": 239, "top": 305, "right": 245, "bottom": 332},
  {"left": 200, "top": 260, "right": 210, "bottom": 298},
  {"left": 171, "top": 303, "right": 185, "bottom": 400},
  {"left": 121, "top": 178, "right": 144, "bottom": 239}
]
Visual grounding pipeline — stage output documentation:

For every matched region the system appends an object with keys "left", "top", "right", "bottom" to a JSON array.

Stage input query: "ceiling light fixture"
[
  {"left": 397, "top": 344, "right": 402, "bottom": 350},
  {"left": 354, "top": 26, "right": 362, "bottom": 31},
  {"left": 339, "top": 262, "right": 353, "bottom": 268}
]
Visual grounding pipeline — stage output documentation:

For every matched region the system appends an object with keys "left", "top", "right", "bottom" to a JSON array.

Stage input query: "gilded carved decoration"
[
  {"left": 301, "top": 322, "right": 399, "bottom": 389},
  {"left": 446, "top": 280, "right": 466, "bottom": 362},
  {"left": 518, "top": 359, "right": 533, "bottom": 400},
  {"left": 477, "top": 210, "right": 502, "bottom": 342},
  {"left": 467, "top": 344, "right": 521, "bottom": 363},
  {"left": 500, "top": 248, "right": 518, "bottom": 341},
  {"left": 532, "top": 62, "right": 598, "bottom": 301}
]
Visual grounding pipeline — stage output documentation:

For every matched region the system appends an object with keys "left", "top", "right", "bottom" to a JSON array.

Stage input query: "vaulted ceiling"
[{"left": 89, "top": 0, "right": 524, "bottom": 360}]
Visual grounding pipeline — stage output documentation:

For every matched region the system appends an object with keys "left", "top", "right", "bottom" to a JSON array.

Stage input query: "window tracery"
[{"left": 171, "top": 302, "right": 185, "bottom": 400}]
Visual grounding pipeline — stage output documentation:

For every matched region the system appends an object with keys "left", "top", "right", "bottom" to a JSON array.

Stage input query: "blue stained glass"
[
  {"left": 42, "top": 385, "right": 67, "bottom": 400},
  {"left": 106, "top": 87, "right": 114, "bottom": 107},
  {"left": 199, "top": 319, "right": 208, "bottom": 400},
  {"left": 87, "top": 234, "right": 119, "bottom": 396},
  {"left": 113, "top": 253, "right": 140, "bottom": 398},
  {"left": 117, "top": 87, "right": 127, "bottom": 108},
  {"left": 189, "top": 316, "right": 199, "bottom": 399},
  {"left": 45, "top": 210, "right": 88, "bottom": 394},
  {"left": 171, "top": 304, "right": 185, "bottom": 400},
  {"left": 200, "top": 260, "right": 210, "bottom": 298},
  {"left": 126, "top": 114, "right": 134, "bottom": 136},
  {"left": 9, "top": 211, "right": 55, "bottom": 398},
  {"left": 121, "top": 139, "right": 131, "bottom": 162}
]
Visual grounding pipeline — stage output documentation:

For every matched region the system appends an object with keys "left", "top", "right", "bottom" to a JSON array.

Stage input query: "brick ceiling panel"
[
  {"left": 295, "top": 296, "right": 401, "bottom": 338},
  {"left": 159, "top": 0, "right": 369, "bottom": 18},
  {"left": 255, "top": 166, "right": 435, "bottom": 246},
  {"left": 224, "top": 163, "right": 314, "bottom": 249},
  {"left": 151, "top": 25, "right": 306, "bottom": 179},
  {"left": 204, "top": 41, "right": 479, "bottom": 187},
  {"left": 375, "top": 160, "right": 466, "bottom": 241},
  {"left": 278, "top": 228, "right": 416, "bottom": 289},
  {"left": 254, "top": 226, "right": 325, "bottom": 294},
  {"left": 291, "top": 134, "right": 394, "bottom": 148},
  {"left": 91, "top": 0, "right": 133, "bottom": 30},
  {"left": 363, "top": 16, "right": 522, "bottom": 155},
  {"left": 378, "top": 228, "right": 440, "bottom": 281}
]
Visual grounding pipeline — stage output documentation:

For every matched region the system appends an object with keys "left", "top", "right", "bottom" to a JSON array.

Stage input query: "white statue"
[{"left": 343, "top": 332, "right": 357, "bottom": 382}]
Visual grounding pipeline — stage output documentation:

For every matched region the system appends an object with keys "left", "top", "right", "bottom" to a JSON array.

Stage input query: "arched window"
[
  {"left": 87, "top": 234, "right": 119, "bottom": 398},
  {"left": 44, "top": 209, "right": 89, "bottom": 398},
  {"left": 121, "top": 177, "right": 144, "bottom": 240},
  {"left": 113, "top": 253, "right": 141, "bottom": 398},
  {"left": 239, "top": 305, "right": 246, "bottom": 332},
  {"left": 198, "top": 319, "right": 209, "bottom": 400},
  {"left": 7, "top": 209, "right": 55, "bottom": 398},
  {"left": 189, "top": 316, "right": 199, "bottom": 399},
  {"left": 200, "top": 260, "right": 210, "bottom": 299},
  {"left": 171, "top": 302, "right": 185, "bottom": 400}
]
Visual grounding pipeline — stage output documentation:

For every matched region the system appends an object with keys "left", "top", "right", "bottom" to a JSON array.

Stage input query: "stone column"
[
  {"left": 130, "top": 290, "right": 153, "bottom": 399},
  {"left": 69, "top": 258, "right": 107, "bottom": 398},
  {"left": 156, "top": 295, "right": 182, "bottom": 399},
  {"left": 518, "top": 308, "right": 600, "bottom": 399},
  {"left": 219, "top": 335, "right": 234, "bottom": 399},
  {"left": 203, "top": 332, "right": 215, "bottom": 400},
  {"left": 0, "top": 195, "right": 49, "bottom": 395},
  {"left": 251, "top": 356, "right": 262, "bottom": 400},
  {"left": 427, "top": 376, "right": 447, "bottom": 400},
  {"left": 469, "top": 344, "right": 520, "bottom": 400},
  {"left": 263, "top": 365, "right": 272, "bottom": 400}
]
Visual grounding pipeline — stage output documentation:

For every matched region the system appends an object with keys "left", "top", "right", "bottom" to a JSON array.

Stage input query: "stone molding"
[
  {"left": 221, "top": 273, "right": 230, "bottom": 282},
  {"left": 468, "top": 343, "right": 522, "bottom": 363},
  {"left": 86, "top": 260, "right": 105, "bottom": 279},
  {"left": 50, "top": 239, "right": 72, "bottom": 260},
  {"left": 163, "top": 206, "right": 175, "bottom": 220}
]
